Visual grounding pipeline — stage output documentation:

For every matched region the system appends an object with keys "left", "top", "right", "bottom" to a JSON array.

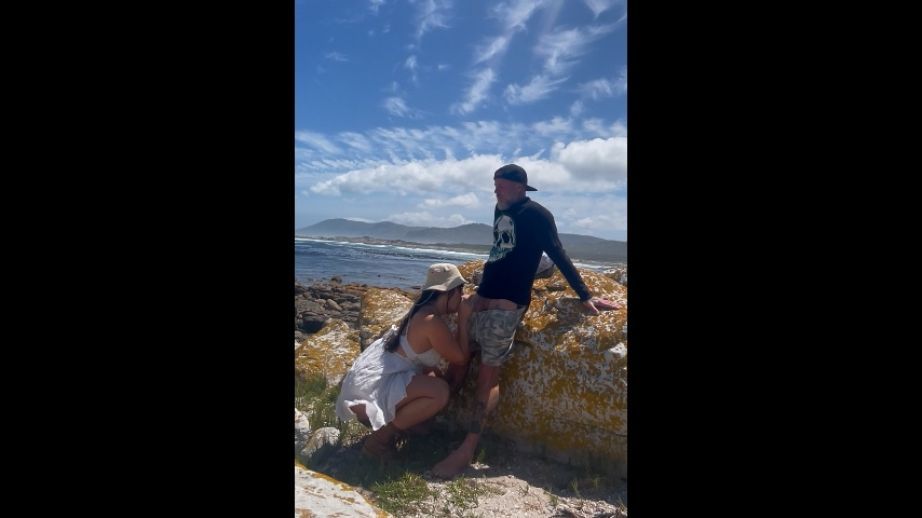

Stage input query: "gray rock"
[
  {"left": 299, "top": 427, "right": 341, "bottom": 466},
  {"left": 294, "top": 408, "right": 312, "bottom": 454},
  {"left": 295, "top": 299, "right": 324, "bottom": 314},
  {"left": 295, "top": 465, "right": 385, "bottom": 517},
  {"left": 298, "top": 313, "right": 329, "bottom": 333}
]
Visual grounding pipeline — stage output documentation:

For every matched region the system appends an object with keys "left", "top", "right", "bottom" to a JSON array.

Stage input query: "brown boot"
[{"left": 362, "top": 422, "right": 401, "bottom": 460}]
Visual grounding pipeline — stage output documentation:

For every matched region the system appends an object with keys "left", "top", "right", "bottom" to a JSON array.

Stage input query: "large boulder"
[
  {"left": 294, "top": 463, "right": 389, "bottom": 517},
  {"left": 294, "top": 319, "right": 361, "bottom": 386},
  {"left": 358, "top": 287, "right": 417, "bottom": 350},
  {"left": 355, "top": 261, "right": 628, "bottom": 475},
  {"left": 449, "top": 260, "right": 628, "bottom": 476}
]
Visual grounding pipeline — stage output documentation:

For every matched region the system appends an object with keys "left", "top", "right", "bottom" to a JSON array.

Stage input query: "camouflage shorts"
[{"left": 469, "top": 305, "right": 527, "bottom": 367}]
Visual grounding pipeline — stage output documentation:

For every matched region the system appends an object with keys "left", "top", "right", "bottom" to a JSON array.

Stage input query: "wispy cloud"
[
  {"left": 295, "top": 131, "right": 342, "bottom": 155},
  {"left": 305, "top": 131, "right": 626, "bottom": 197},
  {"left": 339, "top": 132, "right": 373, "bottom": 153},
  {"left": 504, "top": 74, "right": 570, "bottom": 105},
  {"left": 473, "top": 36, "right": 510, "bottom": 65},
  {"left": 369, "top": 0, "right": 386, "bottom": 15},
  {"left": 578, "top": 67, "right": 627, "bottom": 100},
  {"left": 532, "top": 116, "right": 574, "bottom": 137},
  {"left": 310, "top": 155, "right": 502, "bottom": 196},
  {"left": 570, "top": 100, "right": 584, "bottom": 117},
  {"left": 583, "top": 0, "right": 620, "bottom": 18},
  {"left": 491, "top": 0, "right": 549, "bottom": 30},
  {"left": 405, "top": 55, "right": 419, "bottom": 84},
  {"left": 383, "top": 96, "right": 421, "bottom": 118},
  {"left": 421, "top": 193, "right": 480, "bottom": 208},
  {"left": 458, "top": 1, "right": 550, "bottom": 113},
  {"left": 324, "top": 51, "right": 349, "bottom": 62},
  {"left": 537, "top": 24, "right": 616, "bottom": 75},
  {"left": 296, "top": 115, "right": 626, "bottom": 175},
  {"left": 412, "top": 0, "right": 453, "bottom": 42},
  {"left": 452, "top": 68, "right": 496, "bottom": 115}
]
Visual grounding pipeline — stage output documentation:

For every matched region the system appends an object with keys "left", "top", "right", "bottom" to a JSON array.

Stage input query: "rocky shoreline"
[
  {"left": 294, "top": 263, "right": 629, "bottom": 517},
  {"left": 295, "top": 266, "right": 627, "bottom": 344}
]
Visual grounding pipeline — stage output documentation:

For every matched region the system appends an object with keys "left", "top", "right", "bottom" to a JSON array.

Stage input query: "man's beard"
[{"left": 496, "top": 193, "right": 523, "bottom": 211}]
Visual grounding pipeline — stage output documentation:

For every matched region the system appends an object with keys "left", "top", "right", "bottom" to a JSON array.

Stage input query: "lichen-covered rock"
[
  {"left": 354, "top": 261, "right": 628, "bottom": 475},
  {"left": 449, "top": 260, "right": 628, "bottom": 476},
  {"left": 295, "top": 319, "right": 361, "bottom": 386},
  {"left": 294, "top": 463, "right": 389, "bottom": 517},
  {"left": 603, "top": 266, "right": 628, "bottom": 286},
  {"left": 358, "top": 287, "right": 415, "bottom": 350}
]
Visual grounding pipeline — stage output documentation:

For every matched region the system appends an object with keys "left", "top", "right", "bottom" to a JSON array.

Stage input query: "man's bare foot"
[{"left": 432, "top": 448, "right": 473, "bottom": 479}]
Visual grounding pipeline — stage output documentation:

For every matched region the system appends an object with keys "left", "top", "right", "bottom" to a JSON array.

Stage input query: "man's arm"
[
  {"left": 534, "top": 209, "right": 592, "bottom": 301},
  {"left": 535, "top": 209, "right": 621, "bottom": 314}
]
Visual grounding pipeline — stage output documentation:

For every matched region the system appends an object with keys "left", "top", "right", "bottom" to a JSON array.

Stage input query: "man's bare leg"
[{"left": 432, "top": 363, "right": 501, "bottom": 479}]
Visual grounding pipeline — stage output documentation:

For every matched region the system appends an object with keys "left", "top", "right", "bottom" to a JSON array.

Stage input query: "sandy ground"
[{"left": 309, "top": 425, "right": 627, "bottom": 518}]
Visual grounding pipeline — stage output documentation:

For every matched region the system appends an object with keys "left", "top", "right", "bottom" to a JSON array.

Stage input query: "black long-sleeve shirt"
[{"left": 477, "top": 197, "right": 591, "bottom": 306}]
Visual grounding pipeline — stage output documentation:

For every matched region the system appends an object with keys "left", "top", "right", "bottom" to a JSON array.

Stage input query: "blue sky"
[{"left": 295, "top": 0, "right": 627, "bottom": 241}]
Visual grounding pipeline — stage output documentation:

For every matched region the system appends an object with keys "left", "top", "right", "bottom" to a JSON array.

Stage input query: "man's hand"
[{"left": 581, "top": 297, "right": 622, "bottom": 314}]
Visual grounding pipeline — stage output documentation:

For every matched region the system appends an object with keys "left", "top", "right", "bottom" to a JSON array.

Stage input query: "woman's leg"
[
  {"left": 392, "top": 374, "right": 450, "bottom": 429},
  {"left": 348, "top": 404, "right": 372, "bottom": 428},
  {"left": 362, "top": 374, "right": 450, "bottom": 459}
]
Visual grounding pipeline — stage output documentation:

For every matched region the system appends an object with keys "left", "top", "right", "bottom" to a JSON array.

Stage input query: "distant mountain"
[{"left": 297, "top": 218, "right": 626, "bottom": 262}]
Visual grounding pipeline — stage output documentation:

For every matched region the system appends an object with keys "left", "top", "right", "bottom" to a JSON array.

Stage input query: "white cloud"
[
  {"left": 578, "top": 67, "right": 627, "bottom": 100},
  {"left": 570, "top": 100, "right": 584, "bottom": 117},
  {"left": 581, "top": 118, "right": 607, "bottom": 136},
  {"left": 310, "top": 155, "right": 502, "bottom": 196},
  {"left": 405, "top": 55, "right": 419, "bottom": 83},
  {"left": 421, "top": 192, "right": 480, "bottom": 208},
  {"left": 383, "top": 97, "right": 421, "bottom": 118},
  {"left": 438, "top": 63, "right": 450, "bottom": 71},
  {"left": 583, "top": 0, "right": 620, "bottom": 18},
  {"left": 306, "top": 133, "right": 626, "bottom": 197},
  {"left": 324, "top": 51, "right": 349, "bottom": 62},
  {"left": 369, "top": 0, "right": 386, "bottom": 15},
  {"left": 412, "top": 0, "right": 453, "bottom": 41},
  {"left": 473, "top": 36, "right": 510, "bottom": 65},
  {"left": 550, "top": 136, "right": 626, "bottom": 182},
  {"left": 532, "top": 116, "right": 573, "bottom": 137},
  {"left": 537, "top": 24, "right": 617, "bottom": 75},
  {"left": 387, "top": 211, "right": 472, "bottom": 227},
  {"left": 339, "top": 132, "right": 373, "bottom": 153},
  {"left": 504, "top": 74, "right": 570, "bottom": 104},
  {"left": 492, "top": 0, "right": 548, "bottom": 30},
  {"left": 296, "top": 116, "right": 626, "bottom": 176},
  {"left": 295, "top": 131, "right": 342, "bottom": 155},
  {"left": 452, "top": 68, "right": 495, "bottom": 115},
  {"left": 573, "top": 211, "right": 626, "bottom": 232}
]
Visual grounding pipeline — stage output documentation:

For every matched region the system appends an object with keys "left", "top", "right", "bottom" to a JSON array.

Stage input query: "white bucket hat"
[{"left": 422, "top": 263, "right": 468, "bottom": 292}]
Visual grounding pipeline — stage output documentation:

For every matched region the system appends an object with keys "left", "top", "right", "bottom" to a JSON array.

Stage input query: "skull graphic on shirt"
[{"left": 487, "top": 214, "right": 516, "bottom": 263}]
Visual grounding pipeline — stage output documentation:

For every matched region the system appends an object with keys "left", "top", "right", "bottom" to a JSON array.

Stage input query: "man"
[{"left": 432, "top": 163, "right": 620, "bottom": 479}]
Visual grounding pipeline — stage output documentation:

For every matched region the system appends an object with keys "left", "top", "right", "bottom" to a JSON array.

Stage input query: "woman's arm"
[
  {"left": 456, "top": 295, "right": 473, "bottom": 359},
  {"left": 421, "top": 314, "right": 467, "bottom": 366}
]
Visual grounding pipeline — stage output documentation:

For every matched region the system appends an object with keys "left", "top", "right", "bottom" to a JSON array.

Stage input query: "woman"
[{"left": 335, "top": 263, "right": 472, "bottom": 459}]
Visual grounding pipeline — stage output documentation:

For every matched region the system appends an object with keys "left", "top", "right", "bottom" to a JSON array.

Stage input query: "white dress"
[{"left": 335, "top": 322, "right": 444, "bottom": 431}]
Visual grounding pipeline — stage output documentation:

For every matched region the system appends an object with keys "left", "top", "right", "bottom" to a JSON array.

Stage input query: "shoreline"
[{"left": 295, "top": 234, "right": 624, "bottom": 269}]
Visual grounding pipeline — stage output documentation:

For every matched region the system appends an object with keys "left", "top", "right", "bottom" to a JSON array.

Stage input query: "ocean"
[{"left": 295, "top": 237, "right": 615, "bottom": 289}]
